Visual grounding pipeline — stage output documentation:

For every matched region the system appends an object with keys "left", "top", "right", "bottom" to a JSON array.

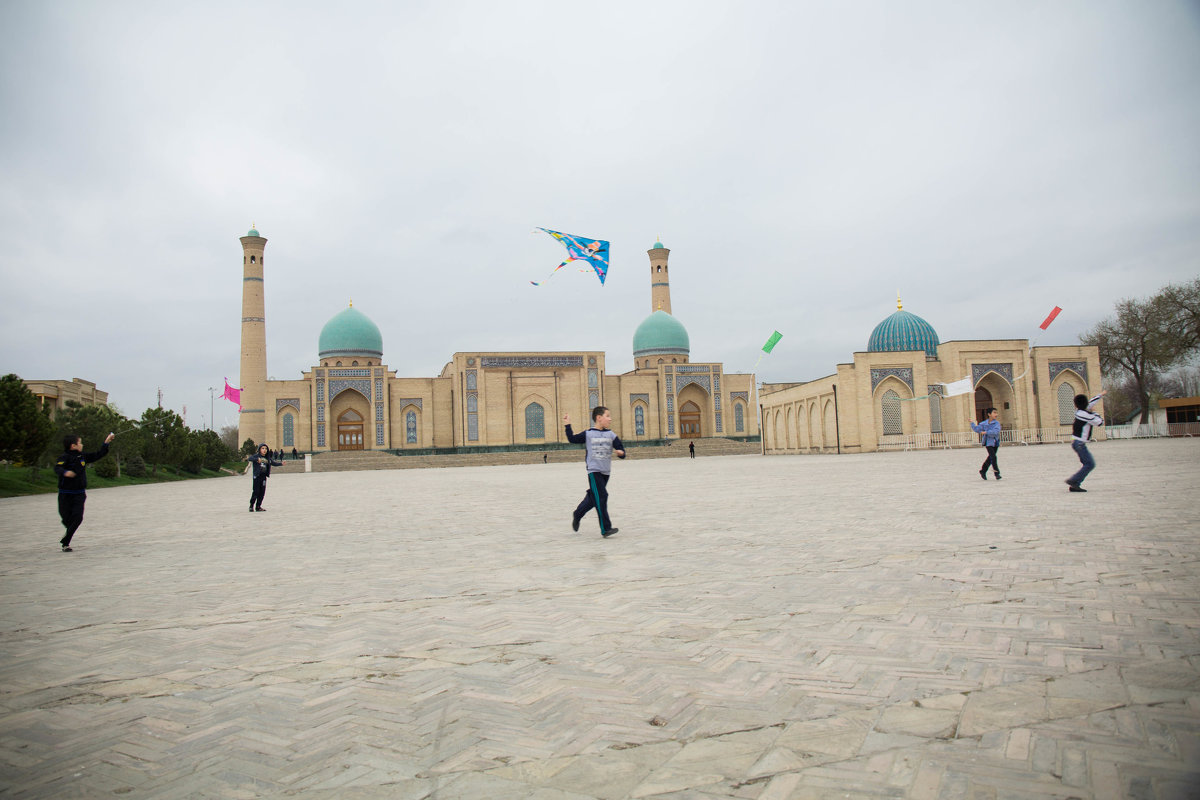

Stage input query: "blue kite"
[{"left": 531, "top": 228, "right": 610, "bottom": 286}]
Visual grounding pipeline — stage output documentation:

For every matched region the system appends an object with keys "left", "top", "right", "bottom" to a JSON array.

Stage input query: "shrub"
[
  {"left": 126, "top": 455, "right": 147, "bottom": 477},
  {"left": 94, "top": 457, "right": 118, "bottom": 479}
]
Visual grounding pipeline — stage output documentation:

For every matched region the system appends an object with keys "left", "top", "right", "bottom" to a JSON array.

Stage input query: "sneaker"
[
  {"left": 601, "top": 527, "right": 619, "bottom": 538},
  {"left": 61, "top": 545, "right": 73, "bottom": 552},
  {"left": 571, "top": 516, "right": 580, "bottom": 532},
  {"left": 1069, "top": 486, "right": 1087, "bottom": 493},
  {"left": 979, "top": 469, "right": 987, "bottom": 480},
  {"left": 994, "top": 473, "right": 1002, "bottom": 480},
  {"left": 256, "top": 507, "right": 266, "bottom": 511}
]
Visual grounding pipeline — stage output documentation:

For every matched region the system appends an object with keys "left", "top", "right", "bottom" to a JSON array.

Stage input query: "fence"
[{"left": 877, "top": 423, "right": 1197, "bottom": 452}]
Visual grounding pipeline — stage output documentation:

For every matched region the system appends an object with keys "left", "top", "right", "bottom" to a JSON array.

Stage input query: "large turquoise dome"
[
  {"left": 633, "top": 310, "right": 690, "bottom": 357},
  {"left": 318, "top": 304, "right": 383, "bottom": 360},
  {"left": 867, "top": 304, "right": 940, "bottom": 357}
]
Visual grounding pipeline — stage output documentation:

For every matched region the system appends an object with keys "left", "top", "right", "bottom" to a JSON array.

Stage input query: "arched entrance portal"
[
  {"left": 337, "top": 409, "right": 364, "bottom": 450},
  {"left": 679, "top": 401, "right": 701, "bottom": 438},
  {"left": 974, "top": 387, "right": 993, "bottom": 423}
]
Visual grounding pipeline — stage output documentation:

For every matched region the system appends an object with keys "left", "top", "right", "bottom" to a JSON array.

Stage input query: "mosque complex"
[
  {"left": 236, "top": 228, "right": 759, "bottom": 453},
  {"left": 235, "top": 228, "right": 1102, "bottom": 456}
]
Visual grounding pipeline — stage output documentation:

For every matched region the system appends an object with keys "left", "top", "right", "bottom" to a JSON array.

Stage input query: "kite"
[
  {"left": 941, "top": 375, "right": 974, "bottom": 397},
  {"left": 752, "top": 330, "right": 783, "bottom": 371},
  {"left": 221, "top": 378, "right": 242, "bottom": 410},
  {"left": 1039, "top": 306, "right": 1063, "bottom": 330},
  {"left": 530, "top": 228, "right": 610, "bottom": 286}
]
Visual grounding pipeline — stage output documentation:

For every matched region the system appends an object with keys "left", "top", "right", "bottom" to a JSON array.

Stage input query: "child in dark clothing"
[
  {"left": 248, "top": 443, "right": 283, "bottom": 511},
  {"left": 54, "top": 432, "right": 116, "bottom": 551},
  {"left": 564, "top": 406, "right": 626, "bottom": 537},
  {"left": 970, "top": 407, "right": 1002, "bottom": 480}
]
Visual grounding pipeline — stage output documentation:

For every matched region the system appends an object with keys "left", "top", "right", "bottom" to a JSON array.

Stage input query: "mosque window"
[
  {"left": 525, "top": 403, "right": 545, "bottom": 439},
  {"left": 672, "top": 358, "right": 677, "bottom": 363},
  {"left": 282, "top": 413, "right": 294, "bottom": 447},
  {"left": 635, "top": 405, "right": 645, "bottom": 436},
  {"left": 929, "top": 393, "right": 943, "bottom": 433},
  {"left": 466, "top": 371, "right": 477, "bottom": 390},
  {"left": 250, "top": 256, "right": 255, "bottom": 263},
  {"left": 881, "top": 390, "right": 902, "bottom": 435},
  {"left": 1058, "top": 382, "right": 1077, "bottom": 424},
  {"left": 352, "top": 361, "right": 358, "bottom": 366},
  {"left": 336, "top": 361, "right": 342, "bottom": 366},
  {"left": 658, "top": 358, "right": 664, "bottom": 365},
  {"left": 735, "top": 403, "right": 745, "bottom": 433},
  {"left": 467, "top": 395, "right": 478, "bottom": 413},
  {"left": 406, "top": 410, "right": 417, "bottom": 444}
]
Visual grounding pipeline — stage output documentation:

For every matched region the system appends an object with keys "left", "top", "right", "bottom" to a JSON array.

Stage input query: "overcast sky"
[{"left": 2, "top": 1, "right": 1198, "bottom": 432}]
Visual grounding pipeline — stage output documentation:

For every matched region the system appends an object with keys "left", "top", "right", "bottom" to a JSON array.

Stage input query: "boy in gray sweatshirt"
[{"left": 564, "top": 406, "right": 626, "bottom": 537}]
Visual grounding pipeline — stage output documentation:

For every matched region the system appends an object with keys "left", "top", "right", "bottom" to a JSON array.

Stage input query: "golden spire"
[
  {"left": 349, "top": 298, "right": 353, "bottom": 308},
  {"left": 657, "top": 300, "right": 663, "bottom": 310},
  {"left": 897, "top": 292, "right": 903, "bottom": 310}
]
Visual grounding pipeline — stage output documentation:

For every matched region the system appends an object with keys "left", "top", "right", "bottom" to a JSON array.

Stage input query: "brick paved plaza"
[{"left": 1, "top": 439, "right": 1198, "bottom": 799}]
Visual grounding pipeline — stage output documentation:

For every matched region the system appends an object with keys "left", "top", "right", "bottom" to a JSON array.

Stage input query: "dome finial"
[
  {"left": 349, "top": 298, "right": 353, "bottom": 308},
  {"left": 657, "top": 300, "right": 663, "bottom": 310},
  {"left": 897, "top": 292, "right": 903, "bottom": 311}
]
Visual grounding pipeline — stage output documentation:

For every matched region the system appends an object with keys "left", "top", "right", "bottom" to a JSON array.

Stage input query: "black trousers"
[
  {"left": 58, "top": 492, "right": 86, "bottom": 546},
  {"left": 250, "top": 476, "right": 267, "bottom": 509},
  {"left": 573, "top": 472, "right": 612, "bottom": 531},
  {"left": 980, "top": 445, "right": 999, "bottom": 475}
]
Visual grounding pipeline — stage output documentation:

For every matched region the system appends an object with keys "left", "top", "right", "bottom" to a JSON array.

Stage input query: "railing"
[{"left": 875, "top": 423, "right": 1197, "bottom": 451}]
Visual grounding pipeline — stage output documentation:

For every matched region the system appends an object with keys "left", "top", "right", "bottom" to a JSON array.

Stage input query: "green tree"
[
  {"left": 50, "top": 401, "right": 137, "bottom": 475},
  {"left": 1081, "top": 281, "right": 1200, "bottom": 424},
  {"left": 0, "top": 374, "right": 55, "bottom": 466},
  {"left": 139, "top": 407, "right": 186, "bottom": 469},
  {"left": 240, "top": 437, "right": 257, "bottom": 458}
]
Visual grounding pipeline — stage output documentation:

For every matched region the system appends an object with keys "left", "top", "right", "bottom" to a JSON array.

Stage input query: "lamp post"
[{"left": 208, "top": 387, "right": 215, "bottom": 431}]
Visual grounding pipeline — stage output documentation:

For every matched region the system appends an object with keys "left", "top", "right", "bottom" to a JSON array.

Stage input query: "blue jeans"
[{"left": 1067, "top": 440, "right": 1095, "bottom": 486}]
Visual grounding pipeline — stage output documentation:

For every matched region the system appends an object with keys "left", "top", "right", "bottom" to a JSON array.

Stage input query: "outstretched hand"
[{"left": 562, "top": 413, "right": 571, "bottom": 425}]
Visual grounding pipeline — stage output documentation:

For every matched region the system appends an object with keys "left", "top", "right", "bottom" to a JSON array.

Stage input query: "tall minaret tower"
[
  {"left": 238, "top": 225, "right": 268, "bottom": 448},
  {"left": 648, "top": 239, "right": 671, "bottom": 314}
]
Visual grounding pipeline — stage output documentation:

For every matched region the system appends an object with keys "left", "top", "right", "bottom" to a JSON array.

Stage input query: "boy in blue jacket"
[
  {"left": 970, "top": 407, "right": 1002, "bottom": 480},
  {"left": 564, "top": 407, "right": 625, "bottom": 537}
]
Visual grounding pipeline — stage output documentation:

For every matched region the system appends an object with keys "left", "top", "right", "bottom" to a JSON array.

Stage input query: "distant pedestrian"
[
  {"left": 970, "top": 408, "right": 1001, "bottom": 480},
  {"left": 292, "top": 447, "right": 298, "bottom": 460},
  {"left": 543, "top": 453, "right": 548, "bottom": 463},
  {"left": 54, "top": 432, "right": 115, "bottom": 552},
  {"left": 688, "top": 441, "right": 695, "bottom": 459},
  {"left": 247, "top": 443, "right": 283, "bottom": 511},
  {"left": 1066, "top": 390, "right": 1107, "bottom": 492},
  {"left": 565, "top": 407, "right": 625, "bottom": 538}
]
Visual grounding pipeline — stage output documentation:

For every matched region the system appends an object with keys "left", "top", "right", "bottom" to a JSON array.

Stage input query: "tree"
[
  {"left": 1081, "top": 281, "right": 1200, "bottom": 424},
  {"left": 219, "top": 424, "right": 240, "bottom": 452},
  {"left": 139, "top": 407, "right": 186, "bottom": 469},
  {"left": 0, "top": 374, "right": 55, "bottom": 466},
  {"left": 49, "top": 401, "right": 138, "bottom": 475}
]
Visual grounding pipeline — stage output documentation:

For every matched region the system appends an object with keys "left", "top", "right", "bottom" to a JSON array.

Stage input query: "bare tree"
[{"left": 1081, "top": 281, "right": 1198, "bottom": 424}]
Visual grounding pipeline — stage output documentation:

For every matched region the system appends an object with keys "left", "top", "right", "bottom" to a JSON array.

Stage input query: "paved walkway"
[{"left": 1, "top": 439, "right": 1198, "bottom": 799}]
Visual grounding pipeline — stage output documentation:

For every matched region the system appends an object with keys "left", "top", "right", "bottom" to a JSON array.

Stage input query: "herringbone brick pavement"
[{"left": 1, "top": 439, "right": 1197, "bottom": 799}]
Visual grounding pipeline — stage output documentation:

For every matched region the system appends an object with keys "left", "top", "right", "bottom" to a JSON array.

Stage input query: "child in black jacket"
[{"left": 54, "top": 432, "right": 115, "bottom": 552}]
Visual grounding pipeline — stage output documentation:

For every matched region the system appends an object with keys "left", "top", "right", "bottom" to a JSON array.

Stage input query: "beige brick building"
[
  {"left": 760, "top": 300, "right": 1103, "bottom": 454},
  {"left": 22, "top": 378, "right": 108, "bottom": 417},
  {"left": 236, "top": 230, "right": 758, "bottom": 452}
]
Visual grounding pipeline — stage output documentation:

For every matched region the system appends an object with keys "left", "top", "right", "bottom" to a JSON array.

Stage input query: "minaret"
[
  {"left": 238, "top": 225, "right": 268, "bottom": 448},
  {"left": 648, "top": 239, "right": 671, "bottom": 314}
]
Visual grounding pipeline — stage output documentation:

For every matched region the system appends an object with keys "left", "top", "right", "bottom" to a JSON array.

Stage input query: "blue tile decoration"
[
  {"left": 629, "top": 393, "right": 649, "bottom": 405},
  {"left": 375, "top": 403, "right": 384, "bottom": 422},
  {"left": 1048, "top": 361, "right": 1088, "bottom": 384},
  {"left": 589, "top": 391, "right": 598, "bottom": 408},
  {"left": 588, "top": 369, "right": 598, "bottom": 388},
  {"left": 376, "top": 422, "right": 384, "bottom": 445},
  {"left": 276, "top": 398, "right": 300, "bottom": 412},
  {"left": 317, "top": 423, "right": 325, "bottom": 447},
  {"left": 329, "top": 368, "right": 371, "bottom": 377},
  {"left": 715, "top": 412, "right": 723, "bottom": 433},
  {"left": 397, "top": 398, "right": 423, "bottom": 410},
  {"left": 676, "top": 375, "right": 711, "bottom": 392},
  {"left": 482, "top": 356, "right": 583, "bottom": 368},
  {"left": 731, "top": 391, "right": 748, "bottom": 402},
  {"left": 972, "top": 363, "right": 1014, "bottom": 386},
  {"left": 330, "top": 379, "right": 371, "bottom": 401},
  {"left": 870, "top": 367, "right": 914, "bottom": 393},
  {"left": 317, "top": 405, "right": 325, "bottom": 422},
  {"left": 316, "top": 379, "right": 325, "bottom": 403},
  {"left": 676, "top": 365, "right": 709, "bottom": 373},
  {"left": 466, "top": 370, "right": 477, "bottom": 390}
]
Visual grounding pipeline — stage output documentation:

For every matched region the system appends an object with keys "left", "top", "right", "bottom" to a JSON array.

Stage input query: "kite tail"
[{"left": 530, "top": 258, "right": 577, "bottom": 287}]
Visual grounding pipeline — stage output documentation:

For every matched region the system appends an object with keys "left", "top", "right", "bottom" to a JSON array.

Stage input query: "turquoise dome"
[
  {"left": 318, "top": 305, "right": 383, "bottom": 360},
  {"left": 867, "top": 307, "right": 940, "bottom": 356},
  {"left": 247, "top": 227, "right": 260, "bottom": 237},
  {"left": 652, "top": 240, "right": 665, "bottom": 249},
  {"left": 633, "top": 310, "right": 690, "bottom": 357}
]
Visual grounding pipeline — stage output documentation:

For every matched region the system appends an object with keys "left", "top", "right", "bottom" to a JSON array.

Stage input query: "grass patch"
[{"left": 0, "top": 463, "right": 245, "bottom": 499}]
